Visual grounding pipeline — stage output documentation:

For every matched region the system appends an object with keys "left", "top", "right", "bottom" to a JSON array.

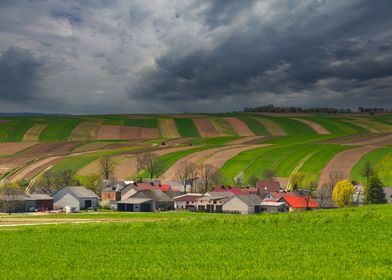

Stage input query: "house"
[
  {"left": 117, "top": 189, "right": 174, "bottom": 212},
  {"left": 173, "top": 193, "right": 203, "bottom": 210},
  {"left": 53, "top": 186, "right": 100, "bottom": 211},
  {"left": 383, "top": 188, "right": 392, "bottom": 203},
  {"left": 222, "top": 194, "right": 262, "bottom": 214},
  {"left": 212, "top": 186, "right": 245, "bottom": 195},
  {"left": 264, "top": 191, "right": 301, "bottom": 200},
  {"left": 260, "top": 199, "right": 288, "bottom": 213},
  {"left": 280, "top": 196, "right": 319, "bottom": 211}
]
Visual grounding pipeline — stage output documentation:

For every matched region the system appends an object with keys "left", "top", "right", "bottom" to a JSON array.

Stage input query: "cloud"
[
  {"left": 0, "top": 47, "right": 46, "bottom": 102},
  {"left": 0, "top": 0, "right": 391, "bottom": 113}
]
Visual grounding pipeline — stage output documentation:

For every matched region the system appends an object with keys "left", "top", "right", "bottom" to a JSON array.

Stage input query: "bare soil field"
[
  {"left": 291, "top": 118, "right": 330, "bottom": 134},
  {"left": 318, "top": 146, "right": 378, "bottom": 187},
  {"left": 0, "top": 143, "right": 38, "bottom": 156},
  {"left": 22, "top": 124, "right": 48, "bottom": 141},
  {"left": 226, "top": 136, "right": 265, "bottom": 145},
  {"left": 0, "top": 156, "right": 36, "bottom": 174},
  {"left": 224, "top": 117, "right": 255, "bottom": 136},
  {"left": 68, "top": 121, "right": 101, "bottom": 141},
  {"left": 203, "top": 144, "right": 267, "bottom": 170},
  {"left": 72, "top": 142, "right": 113, "bottom": 153},
  {"left": 9, "top": 156, "right": 62, "bottom": 182},
  {"left": 192, "top": 119, "right": 220, "bottom": 137},
  {"left": 97, "top": 125, "right": 159, "bottom": 140},
  {"left": 347, "top": 133, "right": 392, "bottom": 146},
  {"left": 161, "top": 146, "right": 233, "bottom": 181},
  {"left": 20, "top": 143, "right": 62, "bottom": 155},
  {"left": 159, "top": 119, "right": 180, "bottom": 138},
  {"left": 254, "top": 118, "right": 287, "bottom": 136}
]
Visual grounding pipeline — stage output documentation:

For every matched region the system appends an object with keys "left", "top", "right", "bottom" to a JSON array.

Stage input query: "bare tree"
[
  {"left": 328, "top": 170, "right": 345, "bottom": 189},
  {"left": 135, "top": 154, "right": 145, "bottom": 181},
  {"left": 85, "top": 173, "right": 102, "bottom": 194},
  {"left": 100, "top": 156, "right": 116, "bottom": 180},
  {"left": 176, "top": 160, "right": 197, "bottom": 193},
  {"left": 198, "top": 164, "right": 222, "bottom": 193},
  {"left": 233, "top": 171, "right": 244, "bottom": 187},
  {"left": 137, "top": 152, "right": 163, "bottom": 179},
  {"left": 0, "top": 182, "right": 24, "bottom": 214},
  {"left": 317, "top": 184, "right": 333, "bottom": 208},
  {"left": 40, "top": 170, "right": 54, "bottom": 191},
  {"left": 304, "top": 181, "right": 316, "bottom": 210},
  {"left": 262, "top": 169, "right": 275, "bottom": 180},
  {"left": 58, "top": 169, "right": 76, "bottom": 187}
]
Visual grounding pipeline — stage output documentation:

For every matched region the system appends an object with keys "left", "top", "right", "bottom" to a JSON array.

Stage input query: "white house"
[{"left": 53, "top": 186, "right": 100, "bottom": 211}]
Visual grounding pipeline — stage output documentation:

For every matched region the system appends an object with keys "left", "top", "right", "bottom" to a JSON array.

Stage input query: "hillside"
[
  {"left": 0, "top": 205, "right": 391, "bottom": 279},
  {"left": 0, "top": 113, "right": 391, "bottom": 188}
]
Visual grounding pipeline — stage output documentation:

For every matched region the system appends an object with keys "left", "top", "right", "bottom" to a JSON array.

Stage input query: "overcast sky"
[{"left": 0, "top": 0, "right": 391, "bottom": 114}]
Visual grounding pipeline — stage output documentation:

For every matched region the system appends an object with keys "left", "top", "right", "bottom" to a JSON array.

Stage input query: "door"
[
  {"left": 125, "top": 204, "right": 134, "bottom": 212},
  {"left": 85, "top": 200, "right": 92, "bottom": 209},
  {"left": 141, "top": 203, "right": 152, "bottom": 212}
]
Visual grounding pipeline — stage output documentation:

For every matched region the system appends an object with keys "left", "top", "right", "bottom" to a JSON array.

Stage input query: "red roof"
[
  {"left": 267, "top": 191, "right": 301, "bottom": 199},
  {"left": 282, "top": 196, "right": 319, "bottom": 209},
  {"left": 213, "top": 186, "right": 244, "bottom": 195},
  {"left": 243, "top": 187, "right": 258, "bottom": 194},
  {"left": 256, "top": 180, "right": 280, "bottom": 192},
  {"left": 160, "top": 184, "right": 171, "bottom": 192}
]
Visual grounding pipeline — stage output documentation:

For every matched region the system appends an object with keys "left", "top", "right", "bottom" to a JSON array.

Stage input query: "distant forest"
[{"left": 243, "top": 105, "right": 392, "bottom": 114}]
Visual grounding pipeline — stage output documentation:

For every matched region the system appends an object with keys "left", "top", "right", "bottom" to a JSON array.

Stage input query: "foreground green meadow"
[{"left": 1, "top": 205, "right": 392, "bottom": 279}]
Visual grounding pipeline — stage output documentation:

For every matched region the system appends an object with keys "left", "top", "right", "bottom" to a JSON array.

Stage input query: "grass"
[
  {"left": 238, "top": 116, "right": 270, "bottom": 135},
  {"left": 39, "top": 117, "right": 82, "bottom": 142},
  {"left": 174, "top": 118, "right": 200, "bottom": 137},
  {"left": 0, "top": 205, "right": 392, "bottom": 279},
  {"left": 350, "top": 146, "right": 392, "bottom": 186}
]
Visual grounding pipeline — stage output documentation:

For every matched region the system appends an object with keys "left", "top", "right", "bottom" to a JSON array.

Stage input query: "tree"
[
  {"left": 100, "top": 156, "right": 116, "bottom": 180},
  {"left": 248, "top": 175, "right": 259, "bottom": 187},
  {"left": 262, "top": 169, "right": 275, "bottom": 180},
  {"left": 85, "top": 173, "right": 102, "bottom": 194},
  {"left": 198, "top": 164, "right": 222, "bottom": 193},
  {"left": 290, "top": 172, "right": 305, "bottom": 189},
  {"left": 360, "top": 161, "right": 375, "bottom": 183},
  {"left": 41, "top": 170, "right": 54, "bottom": 191},
  {"left": 328, "top": 170, "right": 345, "bottom": 190},
  {"left": 58, "top": 169, "right": 76, "bottom": 187},
  {"left": 0, "top": 182, "right": 24, "bottom": 214},
  {"left": 176, "top": 160, "right": 197, "bottom": 193},
  {"left": 332, "top": 180, "right": 354, "bottom": 207},
  {"left": 233, "top": 171, "right": 244, "bottom": 187},
  {"left": 304, "top": 181, "right": 316, "bottom": 210},
  {"left": 317, "top": 184, "right": 333, "bottom": 208},
  {"left": 136, "top": 152, "right": 163, "bottom": 179},
  {"left": 363, "top": 174, "right": 387, "bottom": 204}
]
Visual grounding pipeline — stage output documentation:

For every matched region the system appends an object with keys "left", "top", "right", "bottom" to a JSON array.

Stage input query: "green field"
[
  {"left": 1, "top": 205, "right": 392, "bottom": 279},
  {"left": 238, "top": 116, "right": 270, "bottom": 135},
  {"left": 351, "top": 146, "right": 392, "bottom": 186},
  {"left": 174, "top": 118, "right": 200, "bottom": 137}
]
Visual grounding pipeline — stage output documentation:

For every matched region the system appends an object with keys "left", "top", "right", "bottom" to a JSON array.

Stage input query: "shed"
[{"left": 53, "top": 186, "right": 99, "bottom": 210}]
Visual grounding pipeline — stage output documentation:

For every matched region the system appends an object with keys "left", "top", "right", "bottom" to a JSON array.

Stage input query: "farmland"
[
  {"left": 0, "top": 113, "right": 391, "bottom": 188},
  {"left": 0, "top": 205, "right": 392, "bottom": 279}
]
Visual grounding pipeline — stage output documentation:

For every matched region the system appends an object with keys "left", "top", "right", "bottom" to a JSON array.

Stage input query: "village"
[{"left": 1, "top": 167, "right": 390, "bottom": 215}]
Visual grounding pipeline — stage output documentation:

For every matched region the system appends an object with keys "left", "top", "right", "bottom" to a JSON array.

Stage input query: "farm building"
[
  {"left": 53, "top": 186, "right": 99, "bottom": 211},
  {"left": 222, "top": 194, "right": 262, "bottom": 214},
  {"left": 193, "top": 192, "right": 262, "bottom": 214},
  {"left": 264, "top": 191, "right": 301, "bottom": 200},
  {"left": 28, "top": 193, "right": 53, "bottom": 211},
  {"left": 173, "top": 193, "right": 203, "bottom": 210},
  {"left": 260, "top": 199, "right": 287, "bottom": 213},
  {"left": 383, "top": 188, "right": 392, "bottom": 204},
  {"left": 0, "top": 195, "right": 35, "bottom": 213},
  {"left": 280, "top": 196, "right": 319, "bottom": 211},
  {"left": 117, "top": 189, "right": 174, "bottom": 212}
]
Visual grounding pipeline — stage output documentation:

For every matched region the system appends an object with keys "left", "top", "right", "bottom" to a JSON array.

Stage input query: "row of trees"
[{"left": 243, "top": 104, "right": 392, "bottom": 114}]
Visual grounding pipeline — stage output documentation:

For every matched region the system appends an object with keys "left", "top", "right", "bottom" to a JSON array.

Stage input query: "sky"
[{"left": 0, "top": 0, "right": 391, "bottom": 114}]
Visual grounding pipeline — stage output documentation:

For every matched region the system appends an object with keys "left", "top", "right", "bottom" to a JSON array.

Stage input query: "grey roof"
[
  {"left": 204, "top": 192, "right": 235, "bottom": 200},
  {"left": 118, "top": 198, "right": 153, "bottom": 204},
  {"left": 383, "top": 188, "right": 392, "bottom": 203},
  {"left": 235, "top": 194, "right": 262, "bottom": 206},
  {"left": 28, "top": 193, "right": 53, "bottom": 200},
  {"left": 65, "top": 186, "right": 99, "bottom": 199},
  {"left": 131, "top": 189, "right": 173, "bottom": 202},
  {"left": 0, "top": 194, "right": 31, "bottom": 201}
]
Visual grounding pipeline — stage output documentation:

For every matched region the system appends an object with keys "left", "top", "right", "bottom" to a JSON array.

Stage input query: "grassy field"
[
  {"left": 238, "top": 116, "right": 270, "bottom": 135},
  {"left": 39, "top": 117, "right": 82, "bottom": 142},
  {"left": 0, "top": 205, "right": 391, "bottom": 279},
  {"left": 174, "top": 118, "right": 200, "bottom": 137},
  {"left": 351, "top": 146, "right": 392, "bottom": 186}
]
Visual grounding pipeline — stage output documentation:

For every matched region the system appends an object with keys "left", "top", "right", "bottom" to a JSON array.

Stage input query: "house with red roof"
[
  {"left": 264, "top": 191, "right": 301, "bottom": 200},
  {"left": 280, "top": 196, "right": 319, "bottom": 211}
]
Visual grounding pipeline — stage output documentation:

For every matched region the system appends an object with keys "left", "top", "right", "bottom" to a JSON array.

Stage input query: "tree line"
[{"left": 243, "top": 104, "right": 392, "bottom": 114}]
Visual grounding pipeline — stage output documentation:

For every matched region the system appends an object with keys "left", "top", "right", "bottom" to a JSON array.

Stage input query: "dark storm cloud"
[
  {"left": 0, "top": 47, "right": 46, "bottom": 102},
  {"left": 129, "top": 0, "right": 392, "bottom": 108}
]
